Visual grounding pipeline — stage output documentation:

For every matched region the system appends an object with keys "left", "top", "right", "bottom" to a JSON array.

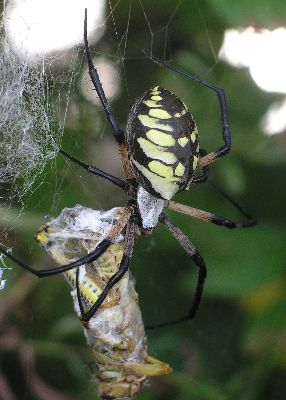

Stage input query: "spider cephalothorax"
[{"left": 0, "top": 9, "right": 256, "bottom": 328}]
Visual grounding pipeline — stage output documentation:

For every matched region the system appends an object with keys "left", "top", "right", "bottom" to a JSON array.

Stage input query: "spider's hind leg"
[
  {"left": 166, "top": 201, "right": 256, "bottom": 229},
  {"left": 147, "top": 213, "right": 207, "bottom": 330}
]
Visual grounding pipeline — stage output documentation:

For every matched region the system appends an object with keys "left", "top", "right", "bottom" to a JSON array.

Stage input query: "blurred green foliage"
[{"left": 1, "top": 1, "right": 286, "bottom": 399}]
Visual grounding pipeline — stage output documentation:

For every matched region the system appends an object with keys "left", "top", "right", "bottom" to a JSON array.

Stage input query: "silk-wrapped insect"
[{"left": 36, "top": 205, "right": 171, "bottom": 399}]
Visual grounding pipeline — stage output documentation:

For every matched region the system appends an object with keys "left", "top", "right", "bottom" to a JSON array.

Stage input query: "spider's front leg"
[
  {"left": 150, "top": 56, "right": 231, "bottom": 169},
  {"left": 0, "top": 206, "right": 133, "bottom": 279},
  {"left": 78, "top": 209, "right": 137, "bottom": 322},
  {"left": 84, "top": 9, "right": 123, "bottom": 144},
  {"left": 84, "top": 9, "right": 134, "bottom": 182},
  {"left": 0, "top": 240, "right": 111, "bottom": 277},
  {"left": 59, "top": 149, "right": 135, "bottom": 196},
  {"left": 192, "top": 149, "right": 209, "bottom": 184},
  {"left": 147, "top": 213, "right": 207, "bottom": 330},
  {"left": 61, "top": 9, "right": 135, "bottom": 189}
]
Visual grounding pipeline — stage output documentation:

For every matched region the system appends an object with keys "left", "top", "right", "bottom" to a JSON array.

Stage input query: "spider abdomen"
[{"left": 125, "top": 86, "right": 199, "bottom": 200}]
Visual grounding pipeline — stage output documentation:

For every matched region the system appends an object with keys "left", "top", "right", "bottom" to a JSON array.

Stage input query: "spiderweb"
[
  {"left": 0, "top": 1, "right": 228, "bottom": 399},
  {"left": 0, "top": 0, "right": 220, "bottom": 214},
  {"left": 0, "top": 3, "right": 83, "bottom": 204},
  {"left": 0, "top": 25, "right": 57, "bottom": 199},
  {"left": 0, "top": 0, "right": 221, "bottom": 321}
]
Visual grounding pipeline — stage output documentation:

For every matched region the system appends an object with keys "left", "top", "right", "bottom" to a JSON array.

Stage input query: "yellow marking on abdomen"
[
  {"left": 149, "top": 108, "right": 172, "bottom": 119},
  {"left": 144, "top": 100, "right": 162, "bottom": 108},
  {"left": 151, "top": 95, "right": 162, "bottom": 101},
  {"left": 151, "top": 86, "right": 161, "bottom": 95},
  {"left": 178, "top": 137, "right": 189, "bottom": 147},
  {"left": 174, "top": 162, "right": 185, "bottom": 177},
  {"left": 148, "top": 160, "right": 174, "bottom": 178},
  {"left": 137, "top": 138, "right": 177, "bottom": 164},
  {"left": 190, "top": 131, "right": 197, "bottom": 143},
  {"left": 131, "top": 158, "right": 179, "bottom": 199},
  {"left": 146, "top": 129, "right": 175, "bottom": 147},
  {"left": 174, "top": 109, "right": 187, "bottom": 117},
  {"left": 138, "top": 114, "right": 174, "bottom": 132}
]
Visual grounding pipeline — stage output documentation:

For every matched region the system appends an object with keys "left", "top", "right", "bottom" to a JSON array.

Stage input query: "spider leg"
[
  {"left": 150, "top": 56, "right": 231, "bottom": 168},
  {"left": 84, "top": 9, "right": 123, "bottom": 144},
  {"left": 147, "top": 213, "right": 207, "bottom": 329},
  {"left": 84, "top": 9, "right": 134, "bottom": 181},
  {"left": 166, "top": 201, "right": 256, "bottom": 228},
  {"left": 0, "top": 206, "right": 133, "bottom": 278},
  {"left": 207, "top": 179, "right": 255, "bottom": 221},
  {"left": 192, "top": 149, "right": 209, "bottom": 184},
  {"left": 0, "top": 240, "right": 111, "bottom": 277},
  {"left": 78, "top": 211, "right": 137, "bottom": 322},
  {"left": 60, "top": 149, "right": 134, "bottom": 194}
]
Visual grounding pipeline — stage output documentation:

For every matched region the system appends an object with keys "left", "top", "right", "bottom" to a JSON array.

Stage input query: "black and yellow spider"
[{"left": 0, "top": 9, "right": 255, "bottom": 327}]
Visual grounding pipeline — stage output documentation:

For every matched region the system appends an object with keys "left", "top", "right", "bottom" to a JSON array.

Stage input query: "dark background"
[{"left": 1, "top": 1, "right": 286, "bottom": 399}]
